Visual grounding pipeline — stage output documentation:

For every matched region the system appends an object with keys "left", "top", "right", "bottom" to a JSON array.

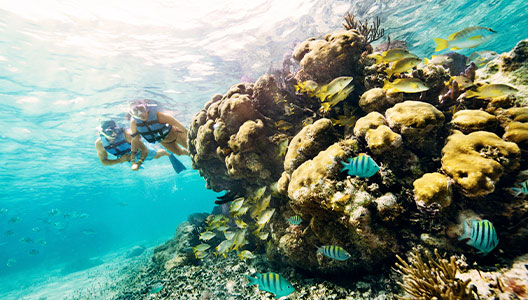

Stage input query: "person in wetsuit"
[{"left": 128, "top": 100, "right": 188, "bottom": 171}]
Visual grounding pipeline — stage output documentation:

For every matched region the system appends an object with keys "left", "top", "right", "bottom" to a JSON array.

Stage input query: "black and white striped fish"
[
  {"left": 340, "top": 154, "right": 380, "bottom": 178},
  {"left": 458, "top": 219, "right": 499, "bottom": 256},
  {"left": 246, "top": 272, "right": 295, "bottom": 299},
  {"left": 317, "top": 245, "right": 351, "bottom": 261}
]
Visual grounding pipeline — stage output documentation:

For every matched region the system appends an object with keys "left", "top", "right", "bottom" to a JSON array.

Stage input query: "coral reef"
[
  {"left": 342, "top": 12, "right": 384, "bottom": 44},
  {"left": 394, "top": 248, "right": 477, "bottom": 300},
  {"left": 441, "top": 130, "right": 520, "bottom": 197},
  {"left": 413, "top": 172, "right": 453, "bottom": 213},
  {"left": 451, "top": 109, "right": 497, "bottom": 133}
]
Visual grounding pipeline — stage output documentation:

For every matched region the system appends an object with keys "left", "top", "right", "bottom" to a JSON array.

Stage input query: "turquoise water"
[{"left": 0, "top": 0, "right": 527, "bottom": 298}]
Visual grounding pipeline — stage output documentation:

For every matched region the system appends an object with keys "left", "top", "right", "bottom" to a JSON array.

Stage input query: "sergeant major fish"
[
  {"left": 340, "top": 154, "right": 380, "bottom": 178},
  {"left": 511, "top": 180, "right": 528, "bottom": 196},
  {"left": 317, "top": 245, "right": 351, "bottom": 261},
  {"left": 246, "top": 272, "right": 295, "bottom": 299},
  {"left": 458, "top": 219, "right": 499, "bottom": 256}
]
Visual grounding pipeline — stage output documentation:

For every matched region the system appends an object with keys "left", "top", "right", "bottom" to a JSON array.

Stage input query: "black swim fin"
[
  {"left": 214, "top": 188, "right": 242, "bottom": 204},
  {"left": 169, "top": 154, "right": 186, "bottom": 174}
]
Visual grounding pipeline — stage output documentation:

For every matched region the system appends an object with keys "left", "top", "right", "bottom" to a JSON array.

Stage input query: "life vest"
[
  {"left": 100, "top": 129, "right": 131, "bottom": 157},
  {"left": 132, "top": 104, "right": 172, "bottom": 143}
]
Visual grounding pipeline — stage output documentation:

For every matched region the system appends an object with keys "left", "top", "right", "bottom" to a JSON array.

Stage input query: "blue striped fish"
[
  {"left": 286, "top": 215, "right": 302, "bottom": 225},
  {"left": 458, "top": 219, "right": 499, "bottom": 256},
  {"left": 340, "top": 155, "right": 380, "bottom": 178},
  {"left": 511, "top": 180, "right": 528, "bottom": 196},
  {"left": 246, "top": 272, "right": 295, "bottom": 299},
  {"left": 317, "top": 245, "right": 351, "bottom": 261}
]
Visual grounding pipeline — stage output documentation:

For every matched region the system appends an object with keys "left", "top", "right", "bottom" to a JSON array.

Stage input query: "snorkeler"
[
  {"left": 128, "top": 99, "right": 189, "bottom": 171},
  {"left": 95, "top": 120, "right": 185, "bottom": 173}
]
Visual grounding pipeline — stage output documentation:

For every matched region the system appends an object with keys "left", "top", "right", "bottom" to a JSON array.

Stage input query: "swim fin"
[{"left": 169, "top": 154, "right": 186, "bottom": 174}]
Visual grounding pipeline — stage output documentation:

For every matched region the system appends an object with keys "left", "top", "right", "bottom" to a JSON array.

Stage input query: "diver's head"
[
  {"left": 98, "top": 120, "right": 120, "bottom": 140},
  {"left": 129, "top": 100, "right": 149, "bottom": 121}
]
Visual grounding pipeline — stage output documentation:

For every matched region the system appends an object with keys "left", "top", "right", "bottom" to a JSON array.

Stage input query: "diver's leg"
[
  {"left": 161, "top": 142, "right": 189, "bottom": 156},
  {"left": 154, "top": 149, "right": 170, "bottom": 159}
]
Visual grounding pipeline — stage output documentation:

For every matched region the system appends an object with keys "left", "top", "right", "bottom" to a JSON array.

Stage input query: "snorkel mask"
[
  {"left": 129, "top": 102, "right": 149, "bottom": 119},
  {"left": 98, "top": 120, "right": 120, "bottom": 140}
]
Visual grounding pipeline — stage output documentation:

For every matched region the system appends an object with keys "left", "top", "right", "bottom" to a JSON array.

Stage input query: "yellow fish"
[
  {"left": 434, "top": 26, "right": 496, "bottom": 52},
  {"left": 224, "top": 231, "right": 235, "bottom": 240},
  {"left": 331, "top": 115, "right": 357, "bottom": 127},
  {"left": 237, "top": 250, "right": 255, "bottom": 260},
  {"left": 252, "top": 186, "right": 267, "bottom": 201},
  {"left": 199, "top": 231, "right": 216, "bottom": 241},
  {"left": 250, "top": 195, "right": 271, "bottom": 219},
  {"left": 316, "top": 76, "right": 354, "bottom": 101},
  {"left": 230, "top": 197, "right": 245, "bottom": 213},
  {"left": 232, "top": 229, "right": 248, "bottom": 251},
  {"left": 367, "top": 48, "right": 418, "bottom": 63},
  {"left": 294, "top": 80, "right": 319, "bottom": 97},
  {"left": 193, "top": 243, "right": 211, "bottom": 252},
  {"left": 234, "top": 206, "right": 249, "bottom": 217},
  {"left": 277, "top": 139, "right": 289, "bottom": 158},
  {"left": 382, "top": 78, "right": 429, "bottom": 93},
  {"left": 234, "top": 218, "right": 248, "bottom": 229},
  {"left": 424, "top": 55, "right": 453, "bottom": 65},
  {"left": 256, "top": 231, "right": 269, "bottom": 240},
  {"left": 256, "top": 208, "right": 275, "bottom": 226},
  {"left": 321, "top": 85, "right": 355, "bottom": 113},
  {"left": 465, "top": 84, "right": 518, "bottom": 99},
  {"left": 215, "top": 239, "right": 233, "bottom": 257},
  {"left": 385, "top": 57, "right": 422, "bottom": 77},
  {"left": 275, "top": 120, "right": 293, "bottom": 131},
  {"left": 446, "top": 76, "right": 473, "bottom": 89},
  {"left": 195, "top": 250, "right": 208, "bottom": 259}
]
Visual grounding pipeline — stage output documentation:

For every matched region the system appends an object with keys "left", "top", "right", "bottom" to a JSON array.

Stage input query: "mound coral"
[
  {"left": 441, "top": 130, "right": 520, "bottom": 197},
  {"left": 413, "top": 172, "right": 454, "bottom": 213},
  {"left": 451, "top": 110, "right": 497, "bottom": 133}
]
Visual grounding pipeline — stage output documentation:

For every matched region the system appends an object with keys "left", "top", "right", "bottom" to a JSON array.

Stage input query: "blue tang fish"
[
  {"left": 246, "top": 272, "right": 295, "bottom": 299},
  {"left": 286, "top": 215, "right": 302, "bottom": 225},
  {"left": 511, "top": 180, "right": 528, "bottom": 196},
  {"left": 340, "top": 154, "right": 380, "bottom": 178},
  {"left": 458, "top": 219, "right": 499, "bottom": 256},
  {"left": 317, "top": 245, "right": 351, "bottom": 261}
]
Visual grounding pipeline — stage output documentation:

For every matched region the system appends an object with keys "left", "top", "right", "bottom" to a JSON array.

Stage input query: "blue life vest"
[
  {"left": 100, "top": 129, "right": 131, "bottom": 157},
  {"left": 132, "top": 104, "right": 172, "bottom": 143}
]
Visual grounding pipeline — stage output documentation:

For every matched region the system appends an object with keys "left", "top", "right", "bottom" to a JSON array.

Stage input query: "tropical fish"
[
  {"left": 511, "top": 180, "right": 528, "bottom": 196},
  {"left": 275, "top": 120, "right": 293, "bottom": 131},
  {"left": 31, "top": 227, "right": 41, "bottom": 232},
  {"left": 340, "top": 154, "right": 380, "bottom": 178},
  {"left": 434, "top": 26, "right": 497, "bottom": 51},
  {"left": 458, "top": 219, "right": 499, "bottom": 256},
  {"left": 8, "top": 217, "right": 20, "bottom": 223},
  {"left": 199, "top": 231, "right": 216, "bottom": 241},
  {"left": 82, "top": 229, "right": 96, "bottom": 235},
  {"left": 39, "top": 239, "right": 47, "bottom": 245},
  {"left": 193, "top": 243, "right": 211, "bottom": 253},
  {"left": 331, "top": 115, "right": 357, "bottom": 127},
  {"left": 195, "top": 250, "right": 208, "bottom": 259},
  {"left": 277, "top": 139, "right": 289, "bottom": 158},
  {"left": 224, "top": 231, "right": 235, "bottom": 240},
  {"left": 382, "top": 78, "right": 429, "bottom": 93},
  {"left": 252, "top": 186, "right": 267, "bottom": 201},
  {"left": 230, "top": 197, "right": 245, "bottom": 213},
  {"left": 446, "top": 76, "right": 474, "bottom": 89},
  {"left": 468, "top": 50, "right": 498, "bottom": 67},
  {"left": 216, "top": 225, "right": 230, "bottom": 232},
  {"left": 316, "top": 77, "right": 354, "bottom": 101},
  {"left": 0, "top": 208, "right": 8, "bottom": 214},
  {"left": 246, "top": 272, "right": 295, "bottom": 299},
  {"left": 48, "top": 208, "right": 61, "bottom": 216},
  {"left": 29, "top": 249, "right": 39, "bottom": 256},
  {"left": 148, "top": 282, "right": 164, "bottom": 294},
  {"left": 257, "top": 208, "right": 276, "bottom": 226},
  {"left": 237, "top": 250, "right": 255, "bottom": 261},
  {"left": 216, "top": 239, "right": 234, "bottom": 257},
  {"left": 368, "top": 48, "right": 418, "bottom": 63},
  {"left": 235, "top": 218, "right": 248, "bottom": 229},
  {"left": 20, "top": 237, "right": 33, "bottom": 243},
  {"left": 256, "top": 231, "right": 269, "bottom": 240},
  {"left": 250, "top": 194, "right": 271, "bottom": 219},
  {"left": 465, "top": 84, "right": 518, "bottom": 99},
  {"left": 317, "top": 245, "right": 351, "bottom": 261},
  {"left": 286, "top": 215, "right": 302, "bottom": 226},
  {"left": 385, "top": 57, "right": 422, "bottom": 77},
  {"left": 6, "top": 258, "right": 16, "bottom": 267},
  {"left": 4, "top": 230, "right": 14, "bottom": 236},
  {"left": 424, "top": 55, "right": 453, "bottom": 65},
  {"left": 294, "top": 80, "right": 319, "bottom": 97},
  {"left": 232, "top": 229, "right": 248, "bottom": 251}
]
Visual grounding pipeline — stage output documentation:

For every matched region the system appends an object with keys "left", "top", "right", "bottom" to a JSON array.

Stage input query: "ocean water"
[{"left": 0, "top": 0, "right": 527, "bottom": 299}]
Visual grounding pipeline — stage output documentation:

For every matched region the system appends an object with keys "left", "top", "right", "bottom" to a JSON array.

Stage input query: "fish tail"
[
  {"left": 511, "top": 187, "right": 522, "bottom": 196},
  {"left": 458, "top": 220, "right": 471, "bottom": 241},
  {"left": 385, "top": 68, "right": 394, "bottom": 77},
  {"left": 424, "top": 57, "right": 430, "bottom": 64},
  {"left": 434, "top": 38, "right": 449, "bottom": 52},
  {"left": 246, "top": 275, "right": 257, "bottom": 286},
  {"left": 382, "top": 80, "right": 393, "bottom": 91},
  {"left": 340, "top": 160, "right": 349, "bottom": 173}
]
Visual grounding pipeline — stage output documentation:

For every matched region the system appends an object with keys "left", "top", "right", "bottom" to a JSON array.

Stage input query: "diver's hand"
[{"left": 131, "top": 158, "right": 143, "bottom": 171}]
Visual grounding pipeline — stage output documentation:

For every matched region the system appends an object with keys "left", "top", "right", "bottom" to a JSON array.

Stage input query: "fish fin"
[
  {"left": 458, "top": 220, "right": 471, "bottom": 241},
  {"left": 424, "top": 57, "right": 430, "bottom": 64},
  {"left": 469, "top": 35, "right": 483, "bottom": 40},
  {"left": 511, "top": 187, "right": 522, "bottom": 196},
  {"left": 382, "top": 80, "right": 393, "bottom": 91},
  {"left": 246, "top": 275, "right": 258, "bottom": 286},
  {"left": 465, "top": 90, "right": 478, "bottom": 98},
  {"left": 447, "top": 32, "right": 458, "bottom": 40},
  {"left": 434, "top": 38, "right": 449, "bottom": 52},
  {"left": 385, "top": 68, "right": 394, "bottom": 77}
]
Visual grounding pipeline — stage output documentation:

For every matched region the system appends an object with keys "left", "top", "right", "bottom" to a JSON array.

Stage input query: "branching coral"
[
  {"left": 394, "top": 248, "right": 478, "bottom": 300},
  {"left": 342, "top": 12, "right": 384, "bottom": 43}
]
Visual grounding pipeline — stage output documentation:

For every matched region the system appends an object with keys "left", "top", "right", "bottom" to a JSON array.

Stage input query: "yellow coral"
[
  {"left": 385, "top": 101, "right": 445, "bottom": 137},
  {"left": 451, "top": 109, "right": 497, "bottom": 133},
  {"left": 353, "top": 112, "right": 386, "bottom": 137},
  {"left": 503, "top": 121, "right": 528, "bottom": 147},
  {"left": 441, "top": 130, "right": 520, "bottom": 197},
  {"left": 413, "top": 173, "right": 453, "bottom": 210},
  {"left": 365, "top": 125, "right": 403, "bottom": 155},
  {"left": 359, "top": 87, "right": 403, "bottom": 113}
]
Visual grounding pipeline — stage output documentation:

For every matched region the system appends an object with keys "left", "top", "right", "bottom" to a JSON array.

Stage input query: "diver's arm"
[
  {"left": 95, "top": 139, "right": 128, "bottom": 166},
  {"left": 129, "top": 120, "right": 140, "bottom": 164},
  {"left": 157, "top": 111, "right": 188, "bottom": 134}
]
